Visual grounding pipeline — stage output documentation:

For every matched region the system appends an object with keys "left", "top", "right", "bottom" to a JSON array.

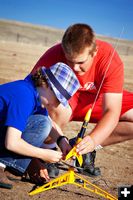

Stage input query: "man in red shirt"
[{"left": 32, "top": 23, "right": 133, "bottom": 177}]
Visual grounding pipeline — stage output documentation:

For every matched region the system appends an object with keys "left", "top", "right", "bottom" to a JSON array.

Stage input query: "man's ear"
[{"left": 92, "top": 46, "right": 98, "bottom": 57}]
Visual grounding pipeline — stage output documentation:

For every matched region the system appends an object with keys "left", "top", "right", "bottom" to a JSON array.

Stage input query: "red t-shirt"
[{"left": 32, "top": 40, "right": 124, "bottom": 94}]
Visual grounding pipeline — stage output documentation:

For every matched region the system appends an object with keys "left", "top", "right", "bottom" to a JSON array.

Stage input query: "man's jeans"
[{"left": 0, "top": 115, "right": 52, "bottom": 174}]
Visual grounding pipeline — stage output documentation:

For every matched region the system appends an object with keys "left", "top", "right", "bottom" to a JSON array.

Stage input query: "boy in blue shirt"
[{"left": 0, "top": 62, "right": 80, "bottom": 188}]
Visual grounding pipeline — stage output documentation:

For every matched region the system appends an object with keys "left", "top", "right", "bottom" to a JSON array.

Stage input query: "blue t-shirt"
[{"left": 0, "top": 75, "right": 48, "bottom": 132}]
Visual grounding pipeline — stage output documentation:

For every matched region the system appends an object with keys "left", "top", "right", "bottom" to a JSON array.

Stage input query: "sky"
[{"left": 0, "top": 0, "right": 133, "bottom": 40}]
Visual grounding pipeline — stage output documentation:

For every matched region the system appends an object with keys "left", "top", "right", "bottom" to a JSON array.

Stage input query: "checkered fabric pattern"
[{"left": 41, "top": 62, "right": 80, "bottom": 106}]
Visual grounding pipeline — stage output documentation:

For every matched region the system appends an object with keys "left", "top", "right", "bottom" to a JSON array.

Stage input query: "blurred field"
[{"left": 0, "top": 19, "right": 133, "bottom": 200}]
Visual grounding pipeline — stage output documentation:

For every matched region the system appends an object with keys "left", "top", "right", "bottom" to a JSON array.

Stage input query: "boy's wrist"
[{"left": 56, "top": 136, "right": 68, "bottom": 146}]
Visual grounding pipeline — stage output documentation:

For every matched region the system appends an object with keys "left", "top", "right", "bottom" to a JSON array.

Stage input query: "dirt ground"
[{"left": 0, "top": 40, "right": 133, "bottom": 200}]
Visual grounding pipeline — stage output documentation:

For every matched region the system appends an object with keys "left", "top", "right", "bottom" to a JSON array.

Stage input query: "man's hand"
[{"left": 76, "top": 135, "right": 95, "bottom": 155}]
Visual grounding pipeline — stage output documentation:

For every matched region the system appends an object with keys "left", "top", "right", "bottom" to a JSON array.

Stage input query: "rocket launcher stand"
[
  {"left": 29, "top": 166, "right": 117, "bottom": 199},
  {"left": 29, "top": 108, "right": 117, "bottom": 199}
]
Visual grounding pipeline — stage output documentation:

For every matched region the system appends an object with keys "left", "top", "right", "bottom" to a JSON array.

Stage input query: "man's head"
[
  {"left": 62, "top": 23, "right": 97, "bottom": 75},
  {"left": 62, "top": 23, "right": 96, "bottom": 56},
  {"left": 32, "top": 62, "right": 80, "bottom": 107}
]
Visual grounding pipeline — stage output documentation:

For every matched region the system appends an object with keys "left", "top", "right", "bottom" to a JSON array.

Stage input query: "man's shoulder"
[
  {"left": 96, "top": 39, "right": 115, "bottom": 59},
  {"left": 47, "top": 43, "right": 63, "bottom": 53},
  {"left": 42, "top": 42, "right": 64, "bottom": 61},
  {"left": 96, "top": 39, "right": 113, "bottom": 49}
]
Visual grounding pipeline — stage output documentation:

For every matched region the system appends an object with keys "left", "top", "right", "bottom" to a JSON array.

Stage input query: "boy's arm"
[
  {"left": 5, "top": 127, "right": 62, "bottom": 163},
  {"left": 49, "top": 120, "right": 72, "bottom": 156}
]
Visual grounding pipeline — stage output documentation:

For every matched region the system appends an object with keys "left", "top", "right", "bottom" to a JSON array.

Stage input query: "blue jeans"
[{"left": 0, "top": 114, "right": 52, "bottom": 174}]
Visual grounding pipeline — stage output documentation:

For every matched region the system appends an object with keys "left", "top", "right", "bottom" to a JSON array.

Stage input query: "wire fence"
[{"left": 0, "top": 20, "right": 133, "bottom": 55}]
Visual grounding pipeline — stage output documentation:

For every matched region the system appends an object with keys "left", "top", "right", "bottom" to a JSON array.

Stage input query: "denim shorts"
[{"left": 0, "top": 114, "right": 52, "bottom": 174}]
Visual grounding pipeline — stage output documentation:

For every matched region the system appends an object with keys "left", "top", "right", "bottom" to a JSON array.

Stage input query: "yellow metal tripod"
[
  {"left": 29, "top": 166, "right": 117, "bottom": 199},
  {"left": 29, "top": 109, "right": 117, "bottom": 199}
]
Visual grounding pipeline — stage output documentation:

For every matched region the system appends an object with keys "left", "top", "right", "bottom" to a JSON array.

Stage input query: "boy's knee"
[
  {"left": 33, "top": 115, "right": 52, "bottom": 134},
  {"left": 24, "top": 115, "right": 52, "bottom": 140},
  {"left": 48, "top": 104, "right": 72, "bottom": 128}
]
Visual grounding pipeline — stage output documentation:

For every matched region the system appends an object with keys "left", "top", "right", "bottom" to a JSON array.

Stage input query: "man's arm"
[{"left": 76, "top": 92, "right": 122, "bottom": 155}]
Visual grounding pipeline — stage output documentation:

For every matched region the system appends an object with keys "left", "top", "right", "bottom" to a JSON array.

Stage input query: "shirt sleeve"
[
  {"left": 96, "top": 43, "right": 124, "bottom": 93},
  {"left": 5, "top": 94, "right": 35, "bottom": 132}
]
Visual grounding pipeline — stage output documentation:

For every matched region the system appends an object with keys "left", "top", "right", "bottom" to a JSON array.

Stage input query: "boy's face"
[
  {"left": 40, "top": 86, "right": 60, "bottom": 109},
  {"left": 65, "top": 47, "right": 97, "bottom": 76}
]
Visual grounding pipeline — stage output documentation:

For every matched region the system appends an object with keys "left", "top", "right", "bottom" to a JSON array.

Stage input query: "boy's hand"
[
  {"left": 26, "top": 150, "right": 62, "bottom": 184},
  {"left": 25, "top": 158, "right": 50, "bottom": 183},
  {"left": 41, "top": 149, "right": 63, "bottom": 163}
]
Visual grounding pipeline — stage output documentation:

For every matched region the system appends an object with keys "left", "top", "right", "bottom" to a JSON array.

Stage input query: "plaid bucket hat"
[{"left": 41, "top": 62, "right": 80, "bottom": 106}]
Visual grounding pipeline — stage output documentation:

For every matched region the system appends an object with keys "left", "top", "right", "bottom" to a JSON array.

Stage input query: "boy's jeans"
[{"left": 0, "top": 114, "right": 52, "bottom": 174}]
